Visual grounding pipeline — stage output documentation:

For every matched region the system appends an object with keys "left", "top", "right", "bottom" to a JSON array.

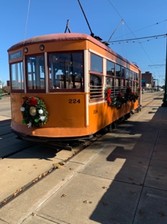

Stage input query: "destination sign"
[{"left": 9, "top": 50, "right": 22, "bottom": 61}]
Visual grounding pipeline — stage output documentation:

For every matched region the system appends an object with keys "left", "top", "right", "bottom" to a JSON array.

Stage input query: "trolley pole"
[{"left": 162, "top": 35, "right": 167, "bottom": 106}]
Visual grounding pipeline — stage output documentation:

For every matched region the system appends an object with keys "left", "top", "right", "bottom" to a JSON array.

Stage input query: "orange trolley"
[{"left": 8, "top": 33, "right": 141, "bottom": 141}]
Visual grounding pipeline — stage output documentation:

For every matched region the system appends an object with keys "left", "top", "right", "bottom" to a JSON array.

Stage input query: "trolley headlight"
[
  {"left": 29, "top": 106, "right": 37, "bottom": 116},
  {"left": 39, "top": 44, "right": 45, "bottom": 51},
  {"left": 24, "top": 47, "right": 28, "bottom": 53}
]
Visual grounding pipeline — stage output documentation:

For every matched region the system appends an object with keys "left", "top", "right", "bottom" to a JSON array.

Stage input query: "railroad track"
[
  {"left": 0, "top": 91, "right": 163, "bottom": 209},
  {"left": 0, "top": 122, "right": 103, "bottom": 209}
]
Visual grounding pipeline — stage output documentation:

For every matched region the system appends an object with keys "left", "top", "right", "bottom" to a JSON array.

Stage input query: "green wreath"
[{"left": 20, "top": 96, "right": 48, "bottom": 128}]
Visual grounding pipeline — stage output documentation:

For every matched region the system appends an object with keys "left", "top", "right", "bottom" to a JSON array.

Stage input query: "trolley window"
[
  {"left": 121, "top": 67, "right": 126, "bottom": 78},
  {"left": 115, "top": 64, "right": 121, "bottom": 77},
  {"left": 106, "top": 60, "right": 115, "bottom": 90},
  {"left": 106, "top": 76, "right": 114, "bottom": 88},
  {"left": 89, "top": 53, "right": 103, "bottom": 100},
  {"left": 90, "top": 74, "right": 103, "bottom": 100},
  {"left": 135, "top": 72, "right": 139, "bottom": 81},
  {"left": 106, "top": 60, "right": 115, "bottom": 76},
  {"left": 90, "top": 53, "right": 103, "bottom": 73},
  {"left": 10, "top": 62, "right": 24, "bottom": 92},
  {"left": 48, "top": 51, "right": 84, "bottom": 91},
  {"left": 26, "top": 54, "right": 45, "bottom": 92},
  {"left": 126, "top": 68, "right": 130, "bottom": 79}
]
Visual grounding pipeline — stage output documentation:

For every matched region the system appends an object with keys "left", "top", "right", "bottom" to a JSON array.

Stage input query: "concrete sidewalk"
[{"left": 1, "top": 93, "right": 167, "bottom": 224}]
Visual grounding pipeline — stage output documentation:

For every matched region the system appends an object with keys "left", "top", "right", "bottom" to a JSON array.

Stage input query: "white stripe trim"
[
  {"left": 44, "top": 52, "right": 49, "bottom": 93},
  {"left": 84, "top": 50, "right": 89, "bottom": 127}
]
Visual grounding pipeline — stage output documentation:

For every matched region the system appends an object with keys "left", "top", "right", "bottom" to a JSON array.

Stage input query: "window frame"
[
  {"left": 10, "top": 61, "right": 24, "bottom": 93},
  {"left": 25, "top": 54, "right": 46, "bottom": 93},
  {"left": 48, "top": 50, "right": 84, "bottom": 92},
  {"left": 89, "top": 52, "right": 103, "bottom": 101}
]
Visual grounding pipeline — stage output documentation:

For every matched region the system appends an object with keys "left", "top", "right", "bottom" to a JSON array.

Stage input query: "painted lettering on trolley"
[{"left": 68, "top": 99, "right": 81, "bottom": 104}]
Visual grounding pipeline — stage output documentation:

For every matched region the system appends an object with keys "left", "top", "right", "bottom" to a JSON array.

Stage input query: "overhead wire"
[
  {"left": 108, "top": 19, "right": 124, "bottom": 42},
  {"left": 24, "top": 0, "right": 31, "bottom": 40},
  {"left": 133, "top": 18, "right": 167, "bottom": 34},
  {"left": 109, "top": 33, "right": 167, "bottom": 44},
  {"left": 112, "top": 19, "right": 167, "bottom": 40},
  {"left": 106, "top": 0, "right": 166, "bottom": 67}
]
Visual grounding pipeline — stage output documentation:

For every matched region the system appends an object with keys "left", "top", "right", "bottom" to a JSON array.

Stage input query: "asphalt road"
[{"left": 0, "top": 96, "right": 11, "bottom": 119}]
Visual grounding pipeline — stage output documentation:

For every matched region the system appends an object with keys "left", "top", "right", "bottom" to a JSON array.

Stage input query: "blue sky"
[{"left": 0, "top": 0, "right": 167, "bottom": 86}]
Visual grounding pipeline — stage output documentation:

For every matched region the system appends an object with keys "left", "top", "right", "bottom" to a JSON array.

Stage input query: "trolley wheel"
[
  {"left": 124, "top": 113, "right": 131, "bottom": 120},
  {"left": 107, "top": 122, "right": 116, "bottom": 132},
  {"left": 107, "top": 124, "right": 113, "bottom": 132},
  {"left": 112, "top": 122, "right": 117, "bottom": 129},
  {"left": 137, "top": 106, "right": 142, "bottom": 112}
]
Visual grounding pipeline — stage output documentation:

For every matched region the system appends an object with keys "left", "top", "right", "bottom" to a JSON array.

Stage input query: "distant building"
[
  {"left": 142, "top": 71, "right": 154, "bottom": 89},
  {"left": 7, "top": 80, "right": 10, "bottom": 86}
]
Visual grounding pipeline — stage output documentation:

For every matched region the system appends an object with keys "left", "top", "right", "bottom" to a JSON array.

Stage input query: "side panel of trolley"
[
  {"left": 10, "top": 93, "right": 88, "bottom": 137},
  {"left": 88, "top": 100, "right": 139, "bottom": 134}
]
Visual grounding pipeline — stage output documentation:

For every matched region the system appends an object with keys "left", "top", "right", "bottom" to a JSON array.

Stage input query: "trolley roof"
[{"left": 8, "top": 33, "right": 139, "bottom": 70}]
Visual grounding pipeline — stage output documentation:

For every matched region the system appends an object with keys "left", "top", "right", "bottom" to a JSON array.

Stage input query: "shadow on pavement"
[
  {"left": 0, "top": 119, "right": 58, "bottom": 160},
  {"left": 90, "top": 106, "right": 167, "bottom": 224}
]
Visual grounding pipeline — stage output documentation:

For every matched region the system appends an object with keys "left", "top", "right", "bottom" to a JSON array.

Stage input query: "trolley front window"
[
  {"left": 10, "top": 62, "right": 24, "bottom": 91},
  {"left": 26, "top": 54, "right": 45, "bottom": 92},
  {"left": 48, "top": 51, "right": 84, "bottom": 91}
]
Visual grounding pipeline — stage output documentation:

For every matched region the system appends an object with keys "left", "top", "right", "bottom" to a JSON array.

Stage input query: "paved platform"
[{"left": 1, "top": 92, "right": 167, "bottom": 224}]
